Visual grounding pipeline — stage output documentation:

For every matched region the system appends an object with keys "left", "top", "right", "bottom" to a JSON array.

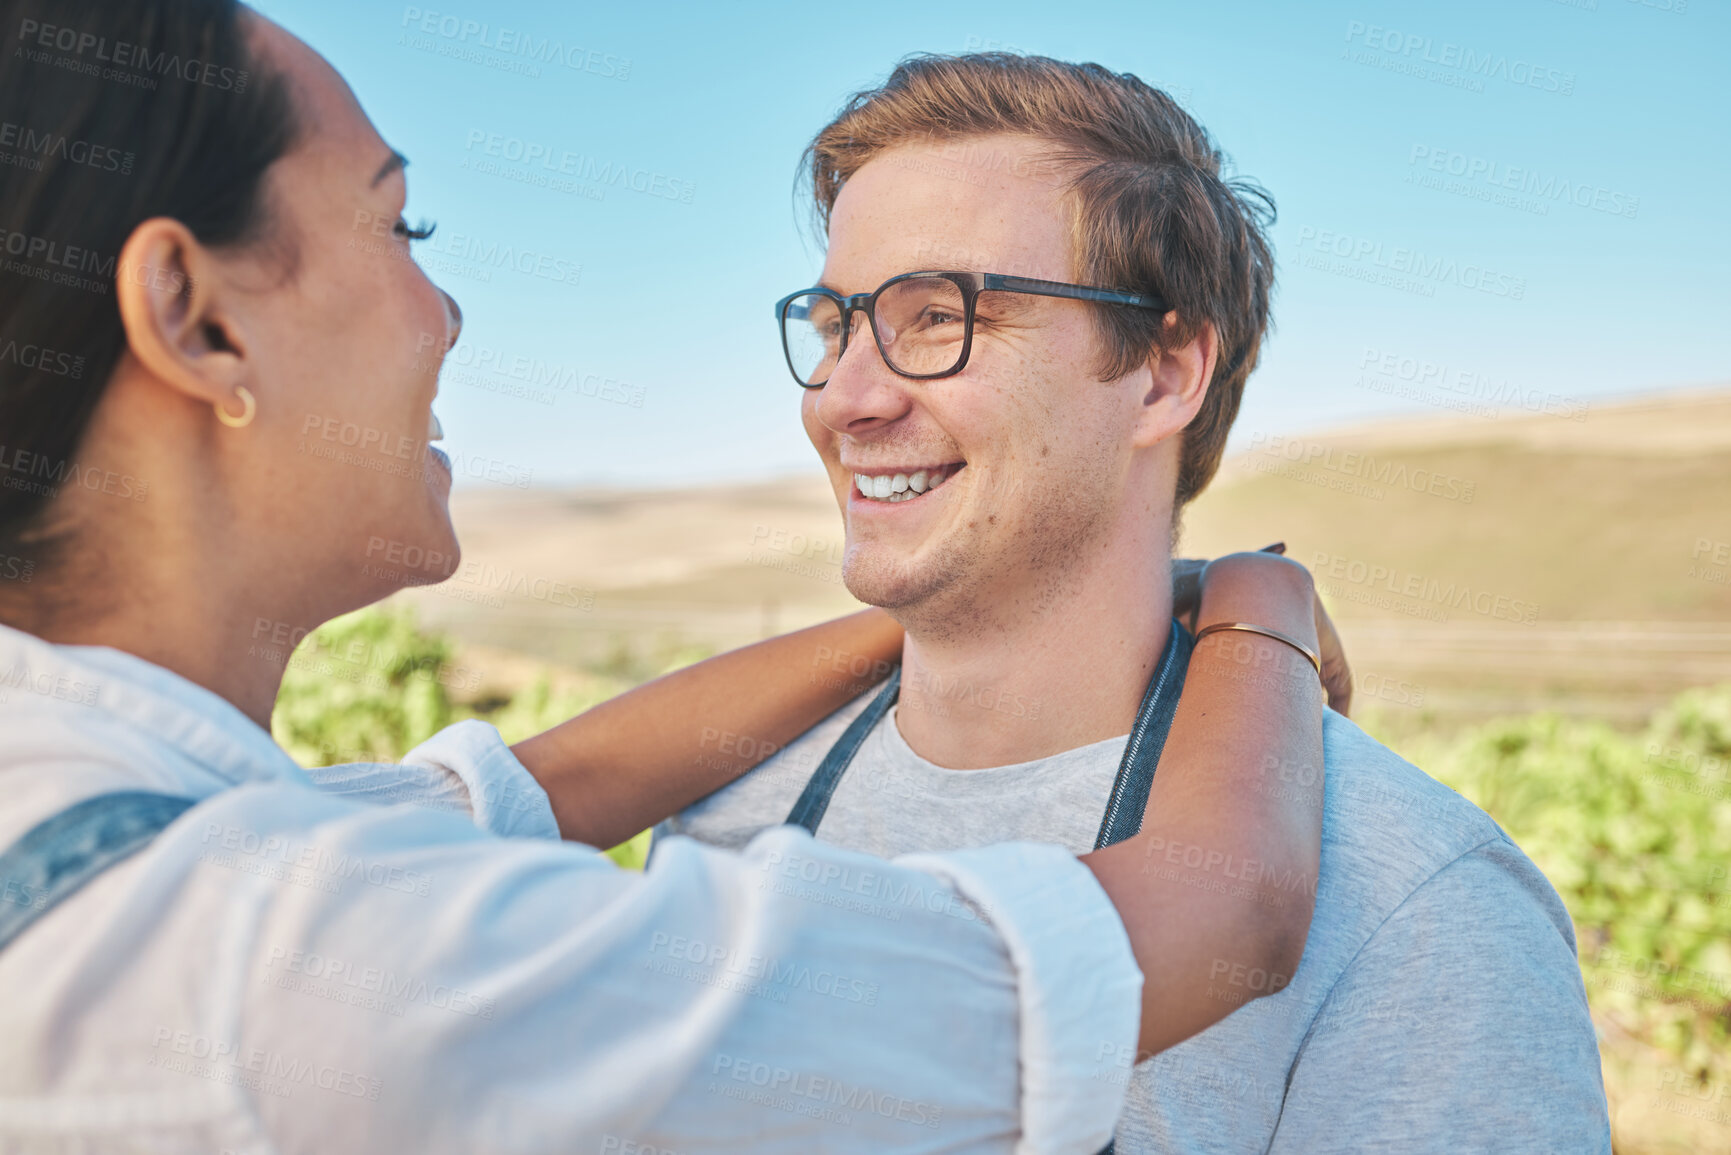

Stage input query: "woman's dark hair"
[{"left": 0, "top": 0, "right": 299, "bottom": 559}]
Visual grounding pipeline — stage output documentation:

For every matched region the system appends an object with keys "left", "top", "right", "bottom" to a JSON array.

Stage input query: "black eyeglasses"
[{"left": 773, "top": 270, "right": 1168, "bottom": 389}]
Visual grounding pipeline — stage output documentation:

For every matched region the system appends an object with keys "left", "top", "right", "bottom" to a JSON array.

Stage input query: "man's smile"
[{"left": 849, "top": 462, "right": 967, "bottom": 504}]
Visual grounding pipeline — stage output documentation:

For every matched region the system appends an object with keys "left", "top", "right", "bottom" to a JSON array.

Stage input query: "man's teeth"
[
  {"left": 428, "top": 410, "right": 444, "bottom": 441},
  {"left": 854, "top": 466, "right": 956, "bottom": 503}
]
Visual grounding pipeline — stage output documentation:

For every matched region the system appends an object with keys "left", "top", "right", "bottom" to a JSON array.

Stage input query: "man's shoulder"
[
  {"left": 1321, "top": 708, "right": 1502, "bottom": 869},
  {"left": 1313, "top": 709, "right": 1573, "bottom": 954},
  {"left": 1131, "top": 714, "right": 1602, "bottom": 1150}
]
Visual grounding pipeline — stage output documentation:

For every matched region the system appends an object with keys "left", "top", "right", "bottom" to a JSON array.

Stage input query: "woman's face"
[{"left": 236, "top": 16, "right": 462, "bottom": 606}]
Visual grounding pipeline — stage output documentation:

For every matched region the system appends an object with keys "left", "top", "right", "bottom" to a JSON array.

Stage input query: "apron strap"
[
  {"left": 0, "top": 791, "right": 197, "bottom": 953},
  {"left": 1092, "top": 623, "right": 1189, "bottom": 1155},
  {"left": 785, "top": 633, "right": 1190, "bottom": 1155},
  {"left": 781, "top": 625, "right": 1190, "bottom": 1155},
  {"left": 785, "top": 667, "right": 901, "bottom": 835},
  {"left": 784, "top": 622, "right": 1192, "bottom": 848},
  {"left": 1093, "top": 621, "right": 1194, "bottom": 849}
]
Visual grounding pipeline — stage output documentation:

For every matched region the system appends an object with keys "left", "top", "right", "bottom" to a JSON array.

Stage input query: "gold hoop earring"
[{"left": 215, "top": 386, "right": 255, "bottom": 428}]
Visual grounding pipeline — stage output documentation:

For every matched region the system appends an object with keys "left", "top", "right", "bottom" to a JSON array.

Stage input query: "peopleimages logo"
[
  {"left": 647, "top": 933, "right": 880, "bottom": 1006},
  {"left": 351, "top": 211, "right": 583, "bottom": 288},
  {"left": 709, "top": 1053, "right": 944, "bottom": 1130},
  {"left": 0, "top": 120, "right": 135, "bottom": 175},
  {"left": 1342, "top": 20, "right": 1575, "bottom": 96},
  {"left": 1312, "top": 550, "right": 1540, "bottom": 625},
  {"left": 462, "top": 130, "right": 697, "bottom": 204},
  {"left": 15, "top": 18, "right": 250, "bottom": 92},
  {"left": 399, "top": 7, "right": 631, "bottom": 80},
  {"left": 148, "top": 1027, "right": 381, "bottom": 1101},
  {"left": 0, "top": 226, "right": 118, "bottom": 281},
  {"left": 1356, "top": 346, "right": 1588, "bottom": 420},
  {"left": 263, "top": 945, "right": 496, "bottom": 1019},
  {"left": 1293, "top": 226, "right": 1526, "bottom": 300},
  {"left": 0, "top": 339, "right": 84, "bottom": 380},
  {"left": 1245, "top": 432, "right": 1477, "bottom": 504},
  {"left": 0, "top": 443, "right": 149, "bottom": 504},
  {"left": 198, "top": 821, "right": 435, "bottom": 897},
  {"left": 1407, "top": 145, "right": 1639, "bottom": 220}
]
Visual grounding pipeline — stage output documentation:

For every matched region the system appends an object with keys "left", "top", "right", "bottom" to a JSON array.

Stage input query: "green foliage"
[
  {"left": 271, "top": 607, "right": 642, "bottom": 867},
  {"left": 271, "top": 608, "right": 457, "bottom": 766},
  {"left": 603, "top": 829, "right": 654, "bottom": 871},
  {"left": 477, "top": 674, "right": 621, "bottom": 746},
  {"left": 280, "top": 609, "right": 1731, "bottom": 1082},
  {"left": 1379, "top": 692, "right": 1731, "bottom": 1087}
]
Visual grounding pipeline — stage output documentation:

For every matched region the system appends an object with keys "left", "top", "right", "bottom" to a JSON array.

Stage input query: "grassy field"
[
  {"left": 331, "top": 384, "right": 1731, "bottom": 1152},
  {"left": 1184, "top": 385, "right": 1731, "bottom": 731}
]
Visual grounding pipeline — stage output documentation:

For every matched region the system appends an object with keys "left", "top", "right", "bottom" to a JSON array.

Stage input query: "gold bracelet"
[{"left": 1194, "top": 621, "right": 1323, "bottom": 678}]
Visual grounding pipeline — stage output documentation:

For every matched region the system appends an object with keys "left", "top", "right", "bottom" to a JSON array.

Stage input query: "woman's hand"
[{"left": 1172, "top": 544, "right": 1353, "bottom": 715}]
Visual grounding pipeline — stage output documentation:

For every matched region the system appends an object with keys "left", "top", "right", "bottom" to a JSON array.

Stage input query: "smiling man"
[{"left": 666, "top": 54, "right": 1611, "bottom": 1152}]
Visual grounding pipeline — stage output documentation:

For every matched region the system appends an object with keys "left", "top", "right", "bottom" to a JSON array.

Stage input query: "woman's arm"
[
  {"left": 1082, "top": 551, "right": 1327, "bottom": 1058},
  {"left": 511, "top": 609, "right": 903, "bottom": 849},
  {"left": 509, "top": 552, "right": 1331, "bottom": 1061}
]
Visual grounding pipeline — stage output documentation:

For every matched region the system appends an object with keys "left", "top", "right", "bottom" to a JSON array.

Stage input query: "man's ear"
[
  {"left": 113, "top": 218, "right": 253, "bottom": 412},
  {"left": 1130, "top": 316, "right": 1218, "bottom": 450}
]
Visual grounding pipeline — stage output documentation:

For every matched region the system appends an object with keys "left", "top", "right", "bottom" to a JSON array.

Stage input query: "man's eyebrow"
[
  {"left": 371, "top": 151, "right": 408, "bottom": 188},
  {"left": 813, "top": 268, "right": 989, "bottom": 295}
]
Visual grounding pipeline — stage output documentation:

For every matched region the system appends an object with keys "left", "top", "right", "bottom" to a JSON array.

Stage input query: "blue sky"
[{"left": 261, "top": 0, "right": 1729, "bottom": 489}]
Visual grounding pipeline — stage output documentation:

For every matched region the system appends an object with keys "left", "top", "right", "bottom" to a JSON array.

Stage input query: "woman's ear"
[
  {"left": 113, "top": 218, "right": 254, "bottom": 411},
  {"left": 1131, "top": 316, "right": 1219, "bottom": 451}
]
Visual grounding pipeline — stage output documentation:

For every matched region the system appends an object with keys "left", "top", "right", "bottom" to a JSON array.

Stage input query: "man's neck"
[{"left": 892, "top": 540, "right": 1173, "bottom": 771}]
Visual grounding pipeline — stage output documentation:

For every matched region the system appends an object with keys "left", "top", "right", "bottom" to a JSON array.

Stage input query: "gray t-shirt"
[{"left": 663, "top": 697, "right": 1612, "bottom": 1153}]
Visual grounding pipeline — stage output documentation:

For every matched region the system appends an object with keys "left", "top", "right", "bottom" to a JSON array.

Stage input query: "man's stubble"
[{"left": 840, "top": 446, "right": 1125, "bottom": 648}]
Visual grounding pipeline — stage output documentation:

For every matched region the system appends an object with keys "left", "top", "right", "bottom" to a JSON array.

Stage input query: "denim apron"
[{"left": 0, "top": 791, "right": 196, "bottom": 950}]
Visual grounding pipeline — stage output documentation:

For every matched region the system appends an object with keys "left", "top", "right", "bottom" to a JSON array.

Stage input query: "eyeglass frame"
[{"left": 772, "top": 270, "right": 1169, "bottom": 389}]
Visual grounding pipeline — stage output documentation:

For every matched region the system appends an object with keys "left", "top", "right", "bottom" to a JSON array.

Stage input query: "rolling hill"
[{"left": 397, "top": 384, "right": 1731, "bottom": 728}]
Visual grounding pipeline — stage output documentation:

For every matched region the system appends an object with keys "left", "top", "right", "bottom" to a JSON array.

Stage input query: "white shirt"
[{"left": 0, "top": 623, "right": 1140, "bottom": 1154}]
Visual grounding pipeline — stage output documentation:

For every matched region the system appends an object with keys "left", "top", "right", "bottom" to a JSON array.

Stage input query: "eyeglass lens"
[{"left": 783, "top": 276, "right": 968, "bottom": 385}]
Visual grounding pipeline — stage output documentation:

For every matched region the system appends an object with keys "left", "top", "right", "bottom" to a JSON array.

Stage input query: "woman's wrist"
[{"left": 1194, "top": 553, "right": 1319, "bottom": 648}]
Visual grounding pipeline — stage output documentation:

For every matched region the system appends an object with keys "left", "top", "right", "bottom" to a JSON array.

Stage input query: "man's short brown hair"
[{"left": 805, "top": 53, "right": 1275, "bottom": 506}]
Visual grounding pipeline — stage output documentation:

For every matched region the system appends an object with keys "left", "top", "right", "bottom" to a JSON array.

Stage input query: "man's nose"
[{"left": 814, "top": 311, "right": 912, "bottom": 434}]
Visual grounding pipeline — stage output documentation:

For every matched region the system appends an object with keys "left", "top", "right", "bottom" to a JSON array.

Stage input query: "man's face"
[{"left": 803, "top": 133, "right": 1160, "bottom": 630}]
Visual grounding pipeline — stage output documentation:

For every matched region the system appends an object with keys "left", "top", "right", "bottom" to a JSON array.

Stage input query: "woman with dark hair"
[{"left": 0, "top": 2, "right": 1337, "bottom": 1150}]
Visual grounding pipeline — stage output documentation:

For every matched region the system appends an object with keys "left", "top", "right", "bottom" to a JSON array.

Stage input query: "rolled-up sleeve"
[
  {"left": 298, "top": 720, "right": 561, "bottom": 842},
  {"left": 171, "top": 786, "right": 1139, "bottom": 1153},
  {"left": 902, "top": 842, "right": 1144, "bottom": 1152}
]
